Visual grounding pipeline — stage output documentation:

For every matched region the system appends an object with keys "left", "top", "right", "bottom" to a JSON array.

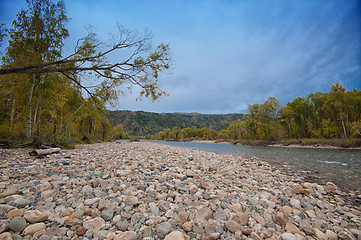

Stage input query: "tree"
[
  {"left": 0, "top": 0, "right": 171, "bottom": 141},
  {"left": 2, "top": 0, "right": 69, "bottom": 138}
]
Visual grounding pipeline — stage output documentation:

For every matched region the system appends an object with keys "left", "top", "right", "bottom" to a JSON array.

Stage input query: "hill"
[{"left": 107, "top": 110, "right": 244, "bottom": 136}]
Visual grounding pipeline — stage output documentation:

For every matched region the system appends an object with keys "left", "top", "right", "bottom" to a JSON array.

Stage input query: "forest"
[
  {"left": 157, "top": 82, "right": 361, "bottom": 147},
  {"left": 0, "top": 0, "right": 170, "bottom": 146}
]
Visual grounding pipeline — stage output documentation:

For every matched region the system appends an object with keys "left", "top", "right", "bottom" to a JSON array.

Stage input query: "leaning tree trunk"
[
  {"left": 340, "top": 110, "right": 347, "bottom": 138},
  {"left": 36, "top": 93, "right": 42, "bottom": 137},
  {"left": 25, "top": 79, "right": 35, "bottom": 139}
]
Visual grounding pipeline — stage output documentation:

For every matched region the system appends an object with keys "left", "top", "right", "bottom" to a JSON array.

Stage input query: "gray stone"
[
  {"left": 250, "top": 232, "right": 261, "bottom": 240},
  {"left": 158, "top": 202, "right": 171, "bottom": 212},
  {"left": 11, "top": 233, "right": 23, "bottom": 240},
  {"left": 157, "top": 222, "right": 172, "bottom": 236},
  {"left": 9, "top": 216, "right": 27, "bottom": 232},
  {"left": 338, "top": 231, "right": 355, "bottom": 240},
  {"left": 11, "top": 198, "right": 30, "bottom": 208},
  {"left": 130, "top": 213, "right": 145, "bottom": 224},
  {"left": 0, "top": 205, "right": 14, "bottom": 218},
  {"left": 299, "top": 220, "right": 315, "bottom": 236},
  {"left": 0, "top": 220, "right": 9, "bottom": 234},
  {"left": 101, "top": 209, "right": 114, "bottom": 221},
  {"left": 281, "top": 232, "right": 297, "bottom": 240},
  {"left": 81, "top": 185, "right": 94, "bottom": 198}
]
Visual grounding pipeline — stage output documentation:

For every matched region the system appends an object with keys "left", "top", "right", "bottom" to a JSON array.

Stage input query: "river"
[{"left": 151, "top": 140, "right": 361, "bottom": 192}]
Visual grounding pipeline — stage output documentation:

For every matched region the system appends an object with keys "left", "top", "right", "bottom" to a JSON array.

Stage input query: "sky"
[{"left": 1, "top": 0, "right": 361, "bottom": 114}]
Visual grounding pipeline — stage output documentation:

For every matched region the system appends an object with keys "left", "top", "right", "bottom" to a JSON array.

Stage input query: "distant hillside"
[{"left": 107, "top": 110, "right": 244, "bottom": 136}]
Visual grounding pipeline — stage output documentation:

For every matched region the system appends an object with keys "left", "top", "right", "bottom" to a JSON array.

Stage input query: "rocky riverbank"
[{"left": 0, "top": 141, "right": 360, "bottom": 240}]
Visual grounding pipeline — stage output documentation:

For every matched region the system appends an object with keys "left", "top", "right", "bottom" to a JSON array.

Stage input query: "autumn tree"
[
  {"left": 0, "top": 0, "right": 171, "bottom": 142},
  {"left": 2, "top": 0, "right": 69, "bottom": 138}
]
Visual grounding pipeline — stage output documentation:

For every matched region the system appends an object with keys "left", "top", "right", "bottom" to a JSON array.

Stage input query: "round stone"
[{"left": 9, "top": 216, "right": 27, "bottom": 232}]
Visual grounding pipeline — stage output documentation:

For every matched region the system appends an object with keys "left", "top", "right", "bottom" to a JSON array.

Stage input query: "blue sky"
[{"left": 1, "top": 0, "right": 360, "bottom": 114}]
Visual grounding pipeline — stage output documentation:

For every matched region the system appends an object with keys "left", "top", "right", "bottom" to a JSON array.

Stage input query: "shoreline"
[
  {"left": 0, "top": 141, "right": 360, "bottom": 239},
  {"left": 190, "top": 139, "right": 361, "bottom": 150},
  {"left": 265, "top": 143, "right": 361, "bottom": 150}
]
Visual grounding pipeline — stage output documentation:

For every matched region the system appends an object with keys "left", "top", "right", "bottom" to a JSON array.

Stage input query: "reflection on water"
[{"left": 152, "top": 141, "right": 361, "bottom": 192}]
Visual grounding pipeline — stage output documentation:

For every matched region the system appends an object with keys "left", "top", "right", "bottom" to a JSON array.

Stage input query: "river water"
[{"left": 151, "top": 141, "right": 361, "bottom": 192}]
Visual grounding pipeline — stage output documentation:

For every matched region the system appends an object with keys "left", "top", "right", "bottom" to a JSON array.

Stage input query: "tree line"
[
  {"left": 156, "top": 82, "right": 361, "bottom": 143},
  {"left": 0, "top": 0, "right": 170, "bottom": 145}
]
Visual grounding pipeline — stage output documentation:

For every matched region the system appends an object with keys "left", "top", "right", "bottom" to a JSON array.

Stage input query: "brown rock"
[
  {"left": 61, "top": 208, "right": 74, "bottom": 217},
  {"left": 195, "top": 207, "right": 213, "bottom": 220},
  {"left": 233, "top": 214, "right": 249, "bottom": 226},
  {"left": 40, "top": 190, "right": 54, "bottom": 199},
  {"left": 6, "top": 208, "right": 23, "bottom": 219},
  {"left": 226, "top": 220, "right": 241, "bottom": 233},
  {"left": 230, "top": 203, "right": 243, "bottom": 212},
  {"left": 182, "top": 221, "right": 192, "bottom": 232},
  {"left": 0, "top": 232, "right": 13, "bottom": 240},
  {"left": 0, "top": 189, "right": 17, "bottom": 198},
  {"left": 24, "top": 210, "right": 50, "bottom": 223},
  {"left": 325, "top": 182, "right": 337, "bottom": 193},
  {"left": 293, "top": 185, "right": 303, "bottom": 194},
  {"left": 280, "top": 206, "right": 292, "bottom": 216},
  {"left": 33, "top": 228, "right": 46, "bottom": 238},
  {"left": 23, "top": 223, "right": 46, "bottom": 236},
  {"left": 189, "top": 185, "right": 198, "bottom": 194},
  {"left": 275, "top": 212, "right": 288, "bottom": 226},
  {"left": 164, "top": 230, "right": 186, "bottom": 240},
  {"left": 251, "top": 211, "right": 266, "bottom": 226},
  {"left": 76, "top": 226, "right": 86, "bottom": 236},
  {"left": 242, "top": 227, "right": 253, "bottom": 235},
  {"left": 84, "top": 208, "right": 93, "bottom": 216},
  {"left": 285, "top": 223, "right": 305, "bottom": 236}
]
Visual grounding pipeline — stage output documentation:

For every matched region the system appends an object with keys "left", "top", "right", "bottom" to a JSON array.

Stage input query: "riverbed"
[
  {"left": 151, "top": 141, "right": 361, "bottom": 193},
  {"left": 0, "top": 141, "right": 360, "bottom": 239}
]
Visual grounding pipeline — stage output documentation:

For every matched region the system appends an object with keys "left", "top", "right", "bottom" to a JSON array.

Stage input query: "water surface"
[{"left": 152, "top": 141, "right": 361, "bottom": 192}]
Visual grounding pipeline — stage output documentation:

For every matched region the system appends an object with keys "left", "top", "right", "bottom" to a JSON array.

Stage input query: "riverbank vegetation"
[{"left": 156, "top": 83, "right": 361, "bottom": 148}]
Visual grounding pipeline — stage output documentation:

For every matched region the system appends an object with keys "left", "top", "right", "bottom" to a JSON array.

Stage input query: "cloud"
[{"left": 1, "top": 0, "right": 360, "bottom": 114}]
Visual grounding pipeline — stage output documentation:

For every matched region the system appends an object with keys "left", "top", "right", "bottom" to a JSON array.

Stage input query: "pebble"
[
  {"left": 182, "top": 221, "right": 192, "bottom": 232},
  {"left": 0, "top": 232, "right": 12, "bottom": 240},
  {"left": 0, "top": 205, "right": 14, "bottom": 217},
  {"left": 325, "top": 230, "right": 338, "bottom": 240},
  {"left": 8, "top": 216, "right": 27, "bottom": 232},
  {"left": 281, "top": 232, "right": 297, "bottom": 240},
  {"left": 0, "top": 141, "right": 359, "bottom": 240},
  {"left": 5, "top": 208, "right": 23, "bottom": 219},
  {"left": 226, "top": 220, "right": 241, "bottom": 233},
  {"left": 23, "top": 223, "right": 46, "bottom": 235},
  {"left": 164, "top": 230, "right": 186, "bottom": 240},
  {"left": 157, "top": 222, "right": 172, "bottom": 236},
  {"left": 114, "top": 231, "right": 137, "bottom": 240},
  {"left": 0, "top": 220, "right": 9, "bottom": 233}
]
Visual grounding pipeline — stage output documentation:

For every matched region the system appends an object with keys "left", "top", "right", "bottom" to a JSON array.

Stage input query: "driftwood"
[{"left": 29, "top": 148, "right": 61, "bottom": 157}]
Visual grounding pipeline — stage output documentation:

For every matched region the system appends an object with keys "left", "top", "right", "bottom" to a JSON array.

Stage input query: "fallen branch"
[{"left": 29, "top": 148, "right": 61, "bottom": 157}]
